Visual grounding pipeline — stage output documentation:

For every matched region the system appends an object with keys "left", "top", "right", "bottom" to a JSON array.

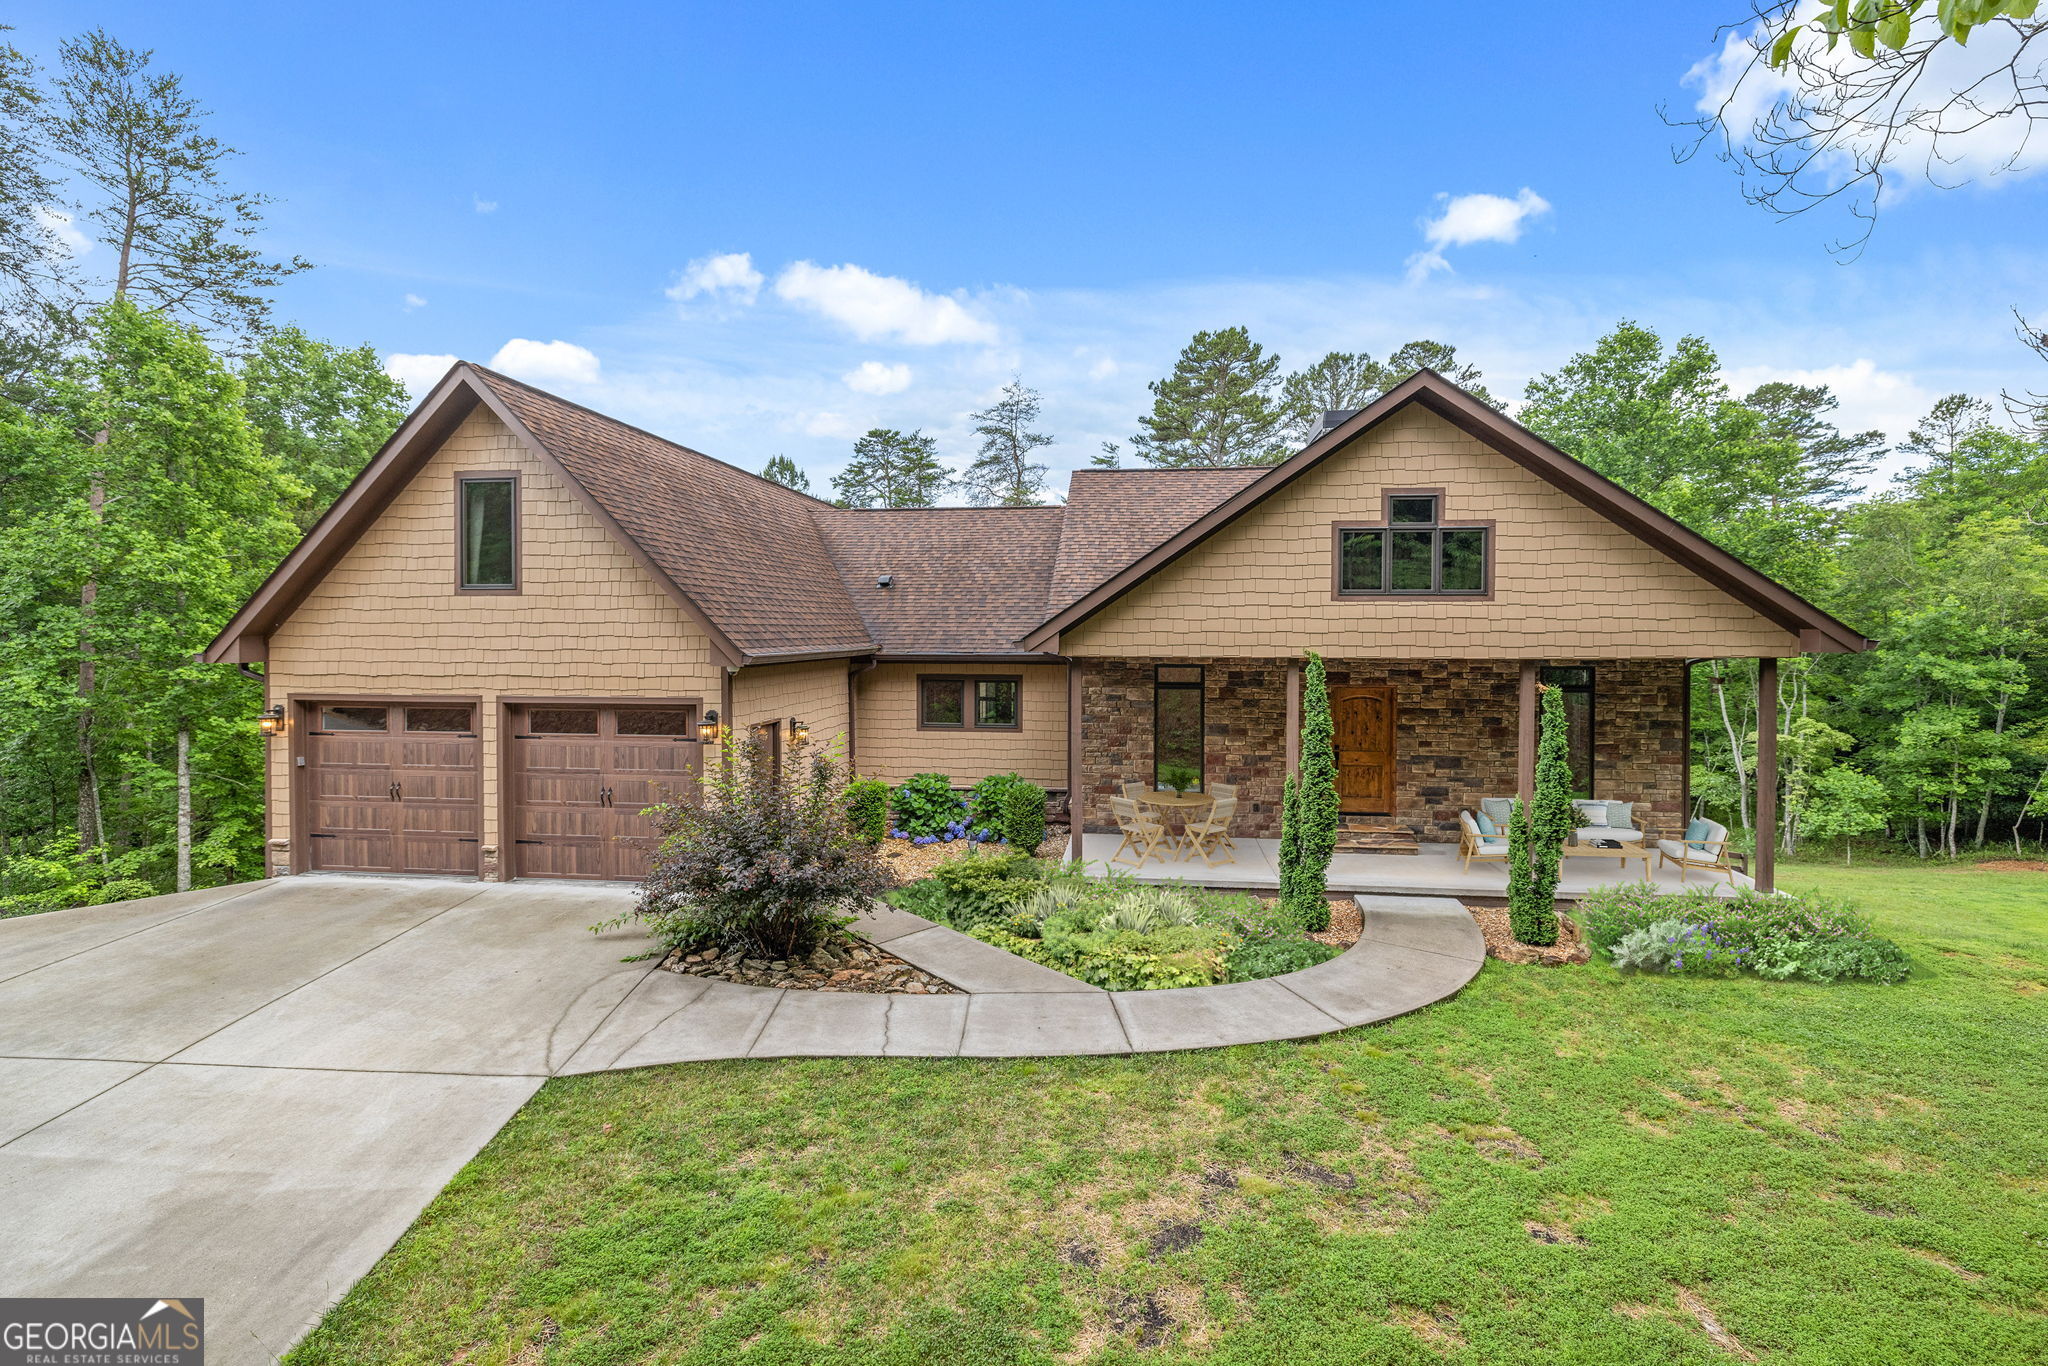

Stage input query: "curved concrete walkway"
[
  {"left": 0, "top": 877, "right": 1481, "bottom": 1364},
  {"left": 562, "top": 893, "right": 1484, "bottom": 1070}
]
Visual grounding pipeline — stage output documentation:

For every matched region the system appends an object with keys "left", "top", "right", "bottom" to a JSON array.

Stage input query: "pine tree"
[
  {"left": 1130, "top": 326, "right": 1287, "bottom": 468},
  {"left": 761, "top": 454, "right": 809, "bottom": 493},
  {"left": 1281, "top": 651, "right": 1339, "bottom": 932},
  {"left": 961, "top": 379, "right": 1052, "bottom": 505},
  {"left": 832, "top": 429, "right": 951, "bottom": 508}
]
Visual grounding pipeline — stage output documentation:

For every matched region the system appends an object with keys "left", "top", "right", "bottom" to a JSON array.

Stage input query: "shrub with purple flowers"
[
  {"left": 1578, "top": 882, "right": 1908, "bottom": 984},
  {"left": 892, "top": 772, "right": 964, "bottom": 840}
]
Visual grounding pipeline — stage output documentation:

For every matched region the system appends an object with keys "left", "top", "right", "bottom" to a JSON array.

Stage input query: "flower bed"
[
  {"left": 885, "top": 853, "right": 1340, "bottom": 991},
  {"left": 657, "top": 933, "right": 959, "bottom": 994},
  {"left": 1575, "top": 883, "right": 1909, "bottom": 984}
]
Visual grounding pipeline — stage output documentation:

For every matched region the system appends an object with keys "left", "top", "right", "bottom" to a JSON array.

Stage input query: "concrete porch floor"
[{"left": 1065, "top": 833, "right": 1754, "bottom": 899}]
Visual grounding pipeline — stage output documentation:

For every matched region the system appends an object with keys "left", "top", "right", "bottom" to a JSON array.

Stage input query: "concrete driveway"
[{"left": 0, "top": 875, "right": 652, "bottom": 1365}]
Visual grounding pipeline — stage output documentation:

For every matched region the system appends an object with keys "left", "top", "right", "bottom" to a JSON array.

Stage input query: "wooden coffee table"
[{"left": 1561, "top": 839, "right": 1653, "bottom": 879}]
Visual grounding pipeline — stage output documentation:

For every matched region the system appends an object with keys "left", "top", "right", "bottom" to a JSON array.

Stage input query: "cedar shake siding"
[
  {"left": 1061, "top": 406, "right": 1802, "bottom": 661},
  {"left": 852, "top": 662, "right": 1068, "bottom": 789},
  {"left": 731, "top": 658, "right": 854, "bottom": 755},
  {"left": 1076, "top": 657, "right": 1686, "bottom": 842},
  {"left": 264, "top": 407, "right": 723, "bottom": 865}
]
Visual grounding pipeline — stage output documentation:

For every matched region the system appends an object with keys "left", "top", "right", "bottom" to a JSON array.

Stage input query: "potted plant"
[{"left": 1157, "top": 763, "right": 1202, "bottom": 795}]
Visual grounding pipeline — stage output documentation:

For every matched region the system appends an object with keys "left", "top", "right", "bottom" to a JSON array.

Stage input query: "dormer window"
[{"left": 1334, "top": 491, "right": 1490, "bottom": 597}]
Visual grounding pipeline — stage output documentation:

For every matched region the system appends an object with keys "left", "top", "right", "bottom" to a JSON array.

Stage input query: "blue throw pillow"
[
  {"left": 1475, "top": 811, "right": 1498, "bottom": 837},
  {"left": 1684, "top": 817, "right": 1713, "bottom": 851}
]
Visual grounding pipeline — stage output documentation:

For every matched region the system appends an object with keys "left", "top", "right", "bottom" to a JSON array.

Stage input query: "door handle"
[{"left": 389, "top": 781, "right": 403, "bottom": 801}]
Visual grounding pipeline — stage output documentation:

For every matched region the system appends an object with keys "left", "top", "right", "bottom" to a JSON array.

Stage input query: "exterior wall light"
[
  {"left": 789, "top": 717, "right": 809, "bottom": 743},
  {"left": 255, "top": 703, "right": 286, "bottom": 737},
  {"left": 697, "top": 709, "right": 721, "bottom": 743}
]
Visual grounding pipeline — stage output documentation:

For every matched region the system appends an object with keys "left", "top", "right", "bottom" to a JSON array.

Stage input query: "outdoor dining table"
[{"left": 1134, "top": 789, "right": 1214, "bottom": 851}]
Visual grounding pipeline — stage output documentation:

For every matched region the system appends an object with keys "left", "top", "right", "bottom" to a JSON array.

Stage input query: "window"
[
  {"left": 918, "top": 676, "right": 1022, "bottom": 730},
  {"left": 319, "top": 705, "right": 387, "bottom": 732},
  {"left": 1153, "top": 665, "right": 1204, "bottom": 792},
  {"left": 528, "top": 707, "right": 599, "bottom": 735},
  {"left": 1540, "top": 666, "right": 1595, "bottom": 798},
  {"left": 616, "top": 708, "right": 689, "bottom": 736},
  {"left": 1335, "top": 493, "right": 1490, "bottom": 596},
  {"left": 458, "top": 475, "right": 517, "bottom": 590},
  {"left": 404, "top": 706, "right": 472, "bottom": 733}
]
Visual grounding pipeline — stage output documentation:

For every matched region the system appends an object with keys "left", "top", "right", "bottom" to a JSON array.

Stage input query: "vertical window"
[
  {"left": 1335, "top": 494, "right": 1489, "bottom": 596},
  {"left": 1540, "top": 666, "right": 1595, "bottom": 798},
  {"left": 919, "top": 678, "right": 965, "bottom": 728},
  {"left": 975, "top": 678, "right": 1021, "bottom": 729},
  {"left": 459, "top": 476, "right": 517, "bottom": 590},
  {"left": 1153, "top": 665, "right": 1205, "bottom": 792}
]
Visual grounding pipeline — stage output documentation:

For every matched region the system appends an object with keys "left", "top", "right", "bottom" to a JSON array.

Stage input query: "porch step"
[{"left": 1335, "top": 820, "right": 1420, "bottom": 855}]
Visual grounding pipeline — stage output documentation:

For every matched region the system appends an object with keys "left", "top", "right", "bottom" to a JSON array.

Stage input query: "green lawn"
[{"left": 290, "top": 865, "right": 2048, "bottom": 1365}]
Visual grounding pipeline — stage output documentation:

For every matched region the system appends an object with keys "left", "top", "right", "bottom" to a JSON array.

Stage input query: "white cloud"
[
  {"left": 1719, "top": 357, "right": 1938, "bottom": 448},
  {"left": 802, "top": 410, "right": 865, "bottom": 440},
  {"left": 402, "top": 292, "right": 427, "bottom": 311},
  {"left": 383, "top": 353, "right": 460, "bottom": 398},
  {"left": 1406, "top": 188, "right": 1551, "bottom": 281},
  {"left": 473, "top": 194, "right": 498, "bottom": 214},
  {"left": 774, "top": 260, "right": 1001, "bottom": 345},
  {"left": 842, "top": 360, "right": 912, "bottom": 395},
  {"left": 667, "top": 251, "right": 765, "bottom": 305},
  {"left": 35, "top": 205, "right": 90, "bottom": 257},
  {"left": 489, "top": 338, "right": 601, "bottom": 387}
]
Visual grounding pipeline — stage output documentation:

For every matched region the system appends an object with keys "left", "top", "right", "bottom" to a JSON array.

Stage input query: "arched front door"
[{"left": 1329, "top": 685, "right": 1397, "bottom": 816}]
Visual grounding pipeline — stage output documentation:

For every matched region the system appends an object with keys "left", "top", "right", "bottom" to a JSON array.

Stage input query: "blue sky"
[{"left": 12, "top": 1, "right": 2047, "bottom": 494}]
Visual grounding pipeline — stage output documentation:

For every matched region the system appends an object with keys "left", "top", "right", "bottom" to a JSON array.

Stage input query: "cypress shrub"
[
  {"left": 1001, "top": 780, "right": 1047, "bottom": 853},
  {"left": 1508, "top": 684, "right": 1570, "bottom": 945},
  {"left": 844, "top": 777, "right": 889, "bottom": 846},
  {"left": 1282, "top": 651, "right": 1339, "bottom": 933}
]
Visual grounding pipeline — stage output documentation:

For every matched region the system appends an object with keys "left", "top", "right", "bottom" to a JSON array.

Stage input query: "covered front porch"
[{"left": 1063, "top": 833, "right": 1755, "bottom": 900}]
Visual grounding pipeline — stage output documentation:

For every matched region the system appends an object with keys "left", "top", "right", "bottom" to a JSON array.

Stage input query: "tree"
[
  {"left": 0, "top": 30, "right": 66, "bottom": 316},
  {"left": 1508, "top": 684, "right": 1570, "bottom": 946},
  {"left": 761, "top": 454, "right": 809, "bottom": 493},
  {"left": 1742, "top": 380, "right": 1884, "bottom": 505},
  {"left": 1279, "top": 342, "right": 1503, "bottom": 445},
  {"left": 1680, "top": 2, "right": 2047, "bottom": 252},
  {"left": 961, "top": 379, "right": 1053, "bottom": 506},
  {"left": 1279, "top": 651, "right": 1338, "bottom": 932},
  {"left": 1130, "top": 326, "right": 1288, "bottom": 468},
  {"left": 832, "top": 428, "right": 950, "bottom": 508},
  {"left": 46, "top": 29, "right": 310, "bottom": 340},
  {"left": 239, "top": 327, "right": 408, "bottom": 529},
  {"left": 1800, "top": 764, "right": 1888, "bottom": 863}
]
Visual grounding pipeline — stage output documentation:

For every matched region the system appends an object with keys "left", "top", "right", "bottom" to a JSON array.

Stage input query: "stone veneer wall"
[{"left": 1079, "top": 656, "right": 1687, "bottom": 842}]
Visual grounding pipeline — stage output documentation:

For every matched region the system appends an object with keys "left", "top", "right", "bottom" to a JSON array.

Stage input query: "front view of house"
[{"left": 204, "top": 364, "right": 1868, "bottom": 891}]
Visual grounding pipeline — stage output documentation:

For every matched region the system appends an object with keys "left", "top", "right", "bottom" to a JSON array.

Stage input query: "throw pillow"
[
  {"left": 1573, "top": 799, "right": 1608, "bottom": 826},
  {"left": 1605, "top": 801, "right": 1635, "bottom": 830},
  {"left": 1479, "top": 796, "right": 1515, "bottom": 826},
  {"left": 1684, "top": 817, "right": 1713, "bottom": 851},
  {"left": 1475, "top": 811, "right": 1498, "bottom": 837}
]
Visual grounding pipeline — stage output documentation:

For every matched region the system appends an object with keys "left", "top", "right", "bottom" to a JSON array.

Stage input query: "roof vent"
[
  {"left": 1311, "top": 408, "right": 1360, "bottom": 443},
  {"left": 876, "top": 574, "right": 893, "bottom": 589}
]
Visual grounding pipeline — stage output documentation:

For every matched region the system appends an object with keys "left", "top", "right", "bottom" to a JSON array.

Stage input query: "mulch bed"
[
  {"left": 878, "top": 828, "right": 1070, "bottom": 887},
  {"left": 1464, "top": 903, "right": 1591, "bottom": 967},
  {"left": 1975, "top": 860, "right": 2048, "bottom": 873},
  {"left": 659, "top": 933, "right": 961, "bottom": 994},
  {"left": 1308, "top": 897, "right": 1361, "bottom": 949}
]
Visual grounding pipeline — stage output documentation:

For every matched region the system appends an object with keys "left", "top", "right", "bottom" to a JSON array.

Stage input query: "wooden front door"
[
  {"left": 305, "top": 702, "right": 481, "bottom": 875},
  {"left": 1330, "top": 685, "right": 1397, "bottom": 815},
  {"left": 508, "top": 704, "right": 698, "bottom": 880}
]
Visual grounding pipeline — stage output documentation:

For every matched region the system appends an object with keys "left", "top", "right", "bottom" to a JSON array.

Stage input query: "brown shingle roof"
[
  {"left": 811, "top": 506, "right": 1067, "bottom": 654},
  {"left": 1049, "top": 468, "right": 1265, "bottom": 615},
  {"left": 470, "top": 367, "right": 875, "bottom": 658}
]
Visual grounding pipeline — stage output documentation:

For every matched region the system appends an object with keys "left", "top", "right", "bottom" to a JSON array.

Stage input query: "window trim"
[
  {"left": 1330, "top": 489, "right": 1494, "bottom": 600},
  {"left": 915, "top": 674, "right": 1024, "bottom": 732},
  {"left": 1152, "top": 664, "right": 1206, "bottom": 793},
  {"left": 455, "top": 471, "right": 522, "bottom": 594}
]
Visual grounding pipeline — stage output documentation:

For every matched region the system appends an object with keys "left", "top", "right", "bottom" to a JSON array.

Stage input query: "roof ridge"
[{"left": 461, "top": 362, "right": 846, "bottom": 511}]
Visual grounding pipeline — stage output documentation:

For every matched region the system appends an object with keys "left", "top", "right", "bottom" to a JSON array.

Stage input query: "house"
[{"left": 204, "top": 363, "right": 1869, "bottom": 892}]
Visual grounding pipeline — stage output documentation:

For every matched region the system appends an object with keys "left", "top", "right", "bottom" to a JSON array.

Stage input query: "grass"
[{"left": 288, "top": 864, "right": 2048, "bottom": 1364}]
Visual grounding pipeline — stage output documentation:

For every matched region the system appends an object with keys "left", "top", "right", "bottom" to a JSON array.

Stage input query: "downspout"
[{"left": 847, "top": 656, "right": 878, "bottom": 773}]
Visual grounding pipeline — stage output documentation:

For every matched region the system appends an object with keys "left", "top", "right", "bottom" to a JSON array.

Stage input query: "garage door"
[
  {"left": 508, "top": 704, "right": 699, "bottom": 880},
  {"left": 305, "top": 702, "right": 481, "bottom": 875}
]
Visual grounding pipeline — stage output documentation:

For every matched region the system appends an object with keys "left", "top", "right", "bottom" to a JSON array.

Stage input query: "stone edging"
[{"left": 557, "top": 894, "right": 1483, "bottom": 1073}]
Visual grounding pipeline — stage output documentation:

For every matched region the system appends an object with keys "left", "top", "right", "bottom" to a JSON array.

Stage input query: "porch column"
[
  {"left": 1755, "top": 656, "right": 1778, "bottom": 893},
  {"left": 1067, "top": 661, "right": 1083, "bottom": 864},
  {"left": 1285, "top": 659, "right": 1302, "bottom": 776},
  {"left": 1516, "top": 660, "right": 1538, "bottom": 804}
]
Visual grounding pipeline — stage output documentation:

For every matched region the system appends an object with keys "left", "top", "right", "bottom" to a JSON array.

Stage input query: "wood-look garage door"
[
  {"left": 508, "top": 704, "right": 699, "bottom": 880},
  {"left": 305, "top": 702, "right": 481, "bottom": 875}
]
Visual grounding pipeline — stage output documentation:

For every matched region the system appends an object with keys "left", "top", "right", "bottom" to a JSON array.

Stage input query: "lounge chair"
[
  {"left": 1458, "top": 810, "right": 1511, "bottom": 872},
  {"left": 1571, "top": 799, "right": 1644, "bottom": 845},
  {"left": 1657, "top": 818, "right": 1734, "bottom": 884}
]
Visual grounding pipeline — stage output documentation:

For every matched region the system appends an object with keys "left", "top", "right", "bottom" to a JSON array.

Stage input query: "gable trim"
[{"left": 1017, "top": 370, "right": 1871, "bottom": 654}]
